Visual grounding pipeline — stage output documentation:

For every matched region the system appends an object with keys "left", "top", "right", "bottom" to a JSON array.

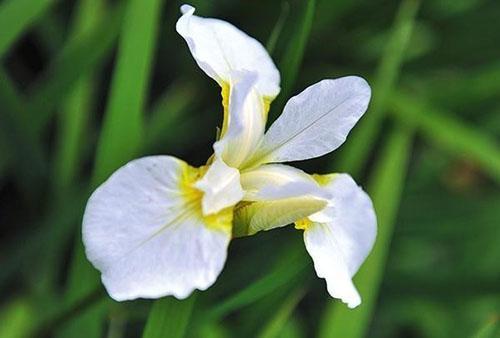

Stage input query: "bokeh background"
[{"left": 0, "top": 0, "right": 499, "bottom": 337}]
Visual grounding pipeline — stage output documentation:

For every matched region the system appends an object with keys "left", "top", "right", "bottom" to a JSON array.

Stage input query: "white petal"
[
  {"left": 195, "top": 156, "right": 244, "bottom": 215},
  {"left": 176, "top": 5, "right": 280, "bottom": 98},
  {"left": 214, "top": 71, "right": 266, "bottom": 168},
  {"left": 304, "top": 223, "right": 361, "bottom": 308},
  {"left": 240, "top": 164, "right": 327, "bottom": 201},
  {"left": 233, "top": 165, "right": 329, "bottom": 236},
  {"left": 250, "top": 77, "right": 371, "bottom": 164},
  {"left": 82, "top": 156, "right": 231, "bottom": 301},
  {"left": 302, "top": 174, "right": 376, "bottom": 308}
]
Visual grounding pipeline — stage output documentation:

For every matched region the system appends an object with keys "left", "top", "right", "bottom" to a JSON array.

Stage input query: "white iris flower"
[{"left": 82, "top": 4, "right": 376, "bottom": 309}]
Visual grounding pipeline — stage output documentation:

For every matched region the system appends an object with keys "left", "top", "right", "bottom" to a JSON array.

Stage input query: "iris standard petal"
[
  {"left": 82, "top": 156, "right": 231, "bottom": 301},
  {"left": 213, "top": 71, "right": 266, "bottom": 169},
  {"left": 249, "top": 76, "right": 371, "bottom": 165},
  {"left": 301, "top": 173, "right": 376, "bottom": 308},
  {"left": 176, "top": 4, "right": 280, "bottom": 98}
]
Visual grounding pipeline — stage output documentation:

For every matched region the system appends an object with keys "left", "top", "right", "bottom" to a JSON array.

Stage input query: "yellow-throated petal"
[{"left": 82, "top": 156, "right": 231, "bottom": 301}]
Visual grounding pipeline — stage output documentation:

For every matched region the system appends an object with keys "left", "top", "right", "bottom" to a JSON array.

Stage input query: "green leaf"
[
  {"left": 319, "top": 125, "right": 414, "bottom": 338},
  {"left": 257, "top": 288, "right": 305, "bottom": 338},
  {"left": 0, "top": 0, "right": 57, "bottom": 59},
  {"left": 472, "top": 317, "right": 499, "bottom": 338},
  {"left": 334, "top": 0, "right": 420, "bottom": 177},
  {"left": 0, "top": 297, "right": 35, "bottom": 338},
  {"left": 51, "top": 0, "right": 106, "bottom": 196},
  {"left": 27, "top": 1, "right": 126, "bottom": 135},
  {"left": 63, "top": 0, "right": 164, "bottom": 335},
  {"left": 143, "top": 81, "right": 197, "bottom": 152},
  {"left": 390, "top": 91, "right": 500, "bottom": 183},
  {"left": 200, "top": 241, "right": 307, "bottom": 325},
  {"left": 266, "top": 2, "right": 290, "bottom": 56},
  {"left": 91, "top": 0, "right": 163, "bottom": 185},
  {"left": 142, "top": 296, "right": 196, "bottom": 338},
  {"left": 271, "top": 0, "right": 316, "bottom": 120},
  {"left": 0, "top": 67, "right": 46, "bottom": 195}
]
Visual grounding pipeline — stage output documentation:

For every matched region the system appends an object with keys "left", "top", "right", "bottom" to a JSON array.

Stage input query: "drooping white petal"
[
  {"left": 82, "top": 156, "right": 231, "bottom": 301},
  {"left": 302, "top": 174, "right": 376, "bottom": 308},
  {"left": 213, "top": 71, "right": 266, "bottom": 168},
  {"left": 195, "top": 156, "right": 244, "bottom": 215},
  {"left": 176, "top": 5, "right": 280, "bottom": 98},
  {"left": 250, "top": 77, "right": 371, "bottom": 165},
  {"left": 304, "top": 223, "right": 361, "bottom": 308}
]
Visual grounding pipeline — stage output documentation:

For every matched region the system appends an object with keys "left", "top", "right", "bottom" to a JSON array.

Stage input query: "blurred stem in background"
[
  {"left": 320, "top": 125, "right": 414, "bottom": 338},
  {"left": 51, "top": 0, "right": 105, "bottom": 198},
  {"left": 0, "top": 0, "right": 499, "bottom": 337},
  {"left": 334, "top": 0, "right": 420, "bottom": 177},
  {"left": 62, "top": 0, "right": 163, "bottom": 336},
  {"left": 320, "top": 0, "right": 420, "bottom": 337}
]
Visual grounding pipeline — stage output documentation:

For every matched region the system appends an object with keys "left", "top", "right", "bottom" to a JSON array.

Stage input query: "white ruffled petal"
[
  {"left": 176, "top": 5, "right": 280, "bottom": 98},
  {"left": 82, "top": 156, "right": 231, "bottom": 301}
]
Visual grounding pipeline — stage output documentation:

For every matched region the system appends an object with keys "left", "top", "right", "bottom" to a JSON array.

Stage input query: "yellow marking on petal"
[
  {"left": 220, "top": 82, "right": 230, "bottom": 138},
  {"left": 178, "top": 163, "right": 232, "bottom": 234},
  {"left": 294, "top": 217, "right": 313, "bottom": 231},
  {"left": 263, "top": 96, "right": 273, "bottom": 117},
  {"left": 312, "top": 173, "right": 338, "bottom": 187},
  {"left": 204, "top": 206, "right": 233, "bottom": 233}
]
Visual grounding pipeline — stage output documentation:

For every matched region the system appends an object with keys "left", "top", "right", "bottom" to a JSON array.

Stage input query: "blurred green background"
[{"left": 0, "top": 0, "right": 499, "bottom": 337}]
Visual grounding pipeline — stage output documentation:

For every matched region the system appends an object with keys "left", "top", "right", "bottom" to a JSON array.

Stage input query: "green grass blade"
[
  {"left": 257, "top": 288, "right": 305, "bottom": 338},
  {"left": 390, "top": 91, "right": 500, "bottom": 183},
  {"left": 0, "top": 0, "right": 57, "bottom": 59},
  {"left": 335, "top": 0, "right": 420, "bottom": 176},
  {"left": 51, "top": 0, "right": 105, "bottom": 196},
  {"left": 142, "top": 296, "right": 196, "bottom": 338},
  {"left": 472, "top": 317, "right": 499, "bottom": 338},
  {"left": 319, "top": 125, "right": 414, "bottom": 338},
  {"left": 200, "top": 242, "right": 307, "bottom": 325},
  {"left": 143, "top": 81, "right": 197, "bottom": 152},
  {"left": 271, "top": 0, "right": 316, "bottom": 119},
  {"left": 62, "top": 0, "right": 163, "bottom": 335},
  {"left": 28, "top": 2, "right": 125, "bottom": 135},
  {"left": 266, "top": 2, "right": 290, "bottom": 56},
  {"left": 0, "top": 68, "right": 46, "bottom": 194},
  {"left": 91, "top": 0, "right": 163, "bottom": 184},
  {"left": 0, "top": 297, "right": 35, "bottom": 338}
]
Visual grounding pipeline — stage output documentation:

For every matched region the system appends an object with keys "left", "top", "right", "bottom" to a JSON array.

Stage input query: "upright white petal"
[
  {"left": 302, "top": 174, "right": 376, "bottom": 308},
  {"left": 82, "top": 156, "right": 231, "bottom": 301},
  {"left": 176, "top": 5, "right": 280, "bottom": 98},
  {"left": 250, "top": 77, "right": 371, "bottom": 165},
  {"left": 195, "top": 156, "right": 244, "bottom": 215},
  {"left": 213, "top": 71, "right": 266, "bottom": 168}
]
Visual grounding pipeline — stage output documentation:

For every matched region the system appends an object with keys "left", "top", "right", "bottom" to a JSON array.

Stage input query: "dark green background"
[{"left": 0, "top": 0, "right": 499, "bottom": 337}]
